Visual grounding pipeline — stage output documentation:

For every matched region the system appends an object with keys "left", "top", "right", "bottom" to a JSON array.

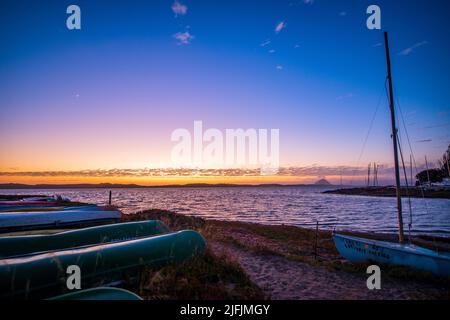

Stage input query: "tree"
[
  {"left": 415, "top": 145, "right": 450, "bottom": 185},
  {"left": 415, "top": 169, "right": 444, "bottom": 185},
  {"left": 438, "top": 145, "right": 450, "bottom": 179}
]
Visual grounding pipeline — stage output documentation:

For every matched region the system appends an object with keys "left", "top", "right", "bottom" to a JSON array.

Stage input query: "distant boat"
[{"left": 333, "top": 32, "right": 450, "bottom": 277}]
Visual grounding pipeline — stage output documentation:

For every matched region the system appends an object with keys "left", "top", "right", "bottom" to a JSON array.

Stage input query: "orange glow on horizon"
[{"left": 0, "top": 174, "right": 365, "bottom": 186}]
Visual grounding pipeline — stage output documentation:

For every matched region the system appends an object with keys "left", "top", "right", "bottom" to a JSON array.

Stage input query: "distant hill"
[
  {"left": 0, "top": 183, "right": 315, "bottom": 189},
  {"left": 0, "top": 183, "right": 147, "bottom": 189},
  {"left": 314, "top": 179, "right": 332, "bottom": 186}
]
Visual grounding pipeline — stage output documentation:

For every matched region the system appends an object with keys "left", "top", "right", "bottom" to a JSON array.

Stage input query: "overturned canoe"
[
  {"left": 0, "top": 208, "right": 122, "bottom": 233},
  {"left": 0, "top": 230, "right": 206, "bottom": 299},
  {"left": 0, "top": 201, "right": 60, "bottom": 206},
  {"left": 0, "top": 204, "right": 62, "bottom": 211},
  {"left": 48, "top": 287, "right": 142, "bottom": 300},
  {"left": 0, "top": 220, "right": 170, "bottom": 258},
  {"left": 0, "top": 204, "right": 97, "bottom": 213}
]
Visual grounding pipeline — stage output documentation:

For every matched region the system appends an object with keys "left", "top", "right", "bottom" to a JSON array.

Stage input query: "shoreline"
[
  {"left": 121, "top": 209, "right": 450, "bottom": 300},
  {"left": 324, "top": 186, "right": 450, "bottom": 199}
]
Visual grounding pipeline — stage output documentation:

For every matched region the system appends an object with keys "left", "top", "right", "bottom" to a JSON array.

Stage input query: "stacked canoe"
[
  {"left": 0, "top": 196, "right": 122, "bottom": 232},
  {"left": 0, "top": 195, "right": 206, "bottom": 300}
]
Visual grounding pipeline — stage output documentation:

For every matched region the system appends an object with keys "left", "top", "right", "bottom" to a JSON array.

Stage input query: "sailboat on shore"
[{"left": 332, "top": 32, "right": 450, "bottom": 277}]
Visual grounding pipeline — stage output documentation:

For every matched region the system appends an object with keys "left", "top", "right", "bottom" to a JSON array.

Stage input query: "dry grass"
[
  {"left": 124, "top": 209, "right": 450, "bottom": 289},
  {"left": 134, "top": 249, "right": 265, "bottom": 300}
]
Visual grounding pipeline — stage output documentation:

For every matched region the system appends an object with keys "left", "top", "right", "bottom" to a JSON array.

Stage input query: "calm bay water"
[{"left": 2, "top": 186, "right": 450, "bottom": 237}]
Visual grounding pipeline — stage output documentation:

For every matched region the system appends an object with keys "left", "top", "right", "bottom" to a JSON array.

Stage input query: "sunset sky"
[{"left": 0, "top": 0, "right": 449, "bottom": 185}]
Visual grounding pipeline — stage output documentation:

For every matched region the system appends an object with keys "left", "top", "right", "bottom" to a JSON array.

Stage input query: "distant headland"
[{"left": 0, "top": 183, "right": 336, "bottom": 189}]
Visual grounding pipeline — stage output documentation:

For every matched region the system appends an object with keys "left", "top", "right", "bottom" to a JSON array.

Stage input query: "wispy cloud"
[
  {"left": 423, "top": 122, "right": 449, "bottom": 129},
  {"left": 398, "top": 41, "right": 428, "bottom": 56},
  {"left": 373, "top": 43, "right": 382, "bottom": 47},
  {"left": 336, "top": 93, "right": 355, "bottom": 101},
  {"left": 0, "top": 164, "right": 432, "bottom": 183},
  {"left": 276, "top": 65, "right": 283, "bottom": 70},
  {"left": 289, "top": 0, "right": 314, "bottom": 7},
  {"left": 173, "top": 31, "right": 194, "bottom": 45},
  {"left": 171, "top": 1, "right": 187, "bottom": 16},
  {"left": 260, "top": 39, "right": 271, "bottom": 47},
  {"left": 339, "top": 11, "right": 347, "bottom": 16},
  {"left": 269, "top": 49, "right": 276, "bottom": 53},
  {"left": 275, "top": 21, "right": 286, "bottom": 33}
]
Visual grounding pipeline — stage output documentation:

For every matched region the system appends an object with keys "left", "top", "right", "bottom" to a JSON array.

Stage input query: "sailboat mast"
[{"left": 384, "top": 32, "right": 405, "bottom": 243}]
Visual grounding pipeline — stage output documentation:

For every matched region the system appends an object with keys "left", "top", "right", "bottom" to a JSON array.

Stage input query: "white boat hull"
[
  {"left": 333, "top": 233, "right": 450, "bottom": 277},
  {"left": 0, "top": 209, "right": 121, "bottom": 232}
]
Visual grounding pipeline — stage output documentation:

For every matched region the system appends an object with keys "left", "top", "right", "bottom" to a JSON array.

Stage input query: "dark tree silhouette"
[
  {"left": 438, "top": 145, "right": 450, "bottom": 179},
  {"left": 415, "top": 145, "right": 450, "bottom": 185}
]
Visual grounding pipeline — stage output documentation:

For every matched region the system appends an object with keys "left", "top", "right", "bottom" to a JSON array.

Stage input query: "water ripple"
[{"left": 2, "top": 186, "right": 449, "bottom": 237}]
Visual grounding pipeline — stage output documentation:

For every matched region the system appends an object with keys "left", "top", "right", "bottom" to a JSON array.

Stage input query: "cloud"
[
  {"left": 260, "top": 39, "right": 271, "bottom": 47},
  {"left": 339, "top": 11, "right": 347, "bottom": 16},
  {"left": 0, "top": 164, "right": 431, "bottom": 184},
  {"left": 275, "top": 21, "right": 286, "bottom": 33},
  {"left": 171, "top": 1, "right": 187, "bottom": 16},
  {"left": 423, "top": 122, "right": 449, "bottom": 129},
  {"left": 303, "top": 0, "right": 314, "bottom": 4},
  {"left": 276, "top": 65, "right": 283, "bottom": 70},
  {"left": 372, "top": 43, "right": 382, "bottom": 47},
  {"left": 173, "top": 31, "right": 194, "bottom": 45},
  {"left": 398, "top": 41, "right": 428, "bottom": 56},
  {"left": 269, "top": 49, "right": 276, "bottom": 53},
  {"left": 336, "top": 93, "right": 355, "bottom": 101}
]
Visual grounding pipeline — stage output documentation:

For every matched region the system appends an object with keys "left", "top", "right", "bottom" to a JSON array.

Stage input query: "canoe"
[
  {"left": 0, "top": 204, "right": 62, "bottom": 211},
  {"left": 0, "top": 208, "right": 122, "bottom": 233},
  {"left": 48, "top": 287, "right": 142, "bottom": 300},
  {"left": 333, "top": 233, "right": 450, "bottom": 277},
  {"left": 0, "top": 204, "right": 97, "bottom": 213},
  {"left": 0, "top": 220, "right": 170, "bottom": 258},
  {"left": 0, "top": 230, "right": 206, "bottom": 299},
  {"left": 0, "top": 201, "right": 60, "bottom": 206}
]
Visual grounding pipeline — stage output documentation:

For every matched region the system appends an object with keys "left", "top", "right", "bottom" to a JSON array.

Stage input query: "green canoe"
[
  {"left": 0, "top": 230, "right": 206, "bottom": 299},
  {"left": 48, "top": 287, "right": 142, "bottom": 300},
  {"left": 0, "top": 220, "right": 170, "bottom": 258}
]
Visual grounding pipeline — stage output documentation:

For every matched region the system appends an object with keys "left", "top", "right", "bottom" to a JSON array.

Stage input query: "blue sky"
[{"left": 0, "top": 0, "right": 449, "bottom": 183}]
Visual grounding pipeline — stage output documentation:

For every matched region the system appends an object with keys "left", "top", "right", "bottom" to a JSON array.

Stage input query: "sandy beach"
[{"left": 123, "top": 210, "right": 450, "bottom": 300}]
